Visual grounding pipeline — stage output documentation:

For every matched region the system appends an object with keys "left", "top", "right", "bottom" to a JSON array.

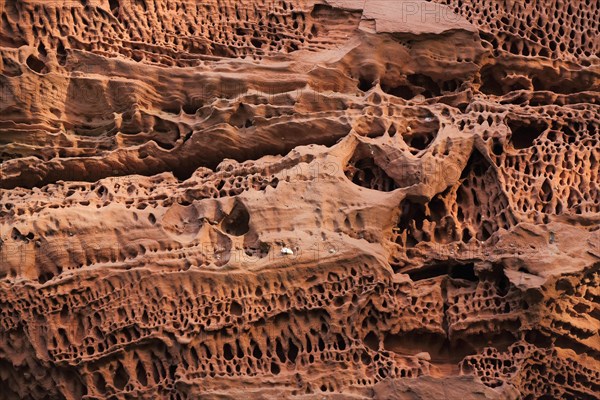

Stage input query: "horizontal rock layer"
[{"left": 0, "top": 0, "right": 598, "bottom": 399}]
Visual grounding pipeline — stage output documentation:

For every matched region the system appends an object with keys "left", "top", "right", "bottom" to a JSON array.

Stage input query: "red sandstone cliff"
[{"left": 0, "top": 1, "right": 598, "bottom": 399}]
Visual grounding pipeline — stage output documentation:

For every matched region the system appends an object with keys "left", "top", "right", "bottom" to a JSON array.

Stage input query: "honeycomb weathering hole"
[
  {"left": 0, "top": 0, "right": 598, "bottom": 398},
  {"left": 26, "top": 55, "right": 47, "bottom": 74},
  {"left": 222, "top": 201, "right": 251, "bottom": 236},
  {"left": 403, "top": 129, "right": 437, "bottom": 152},
  {"left": 507, "top": 119, "right": 549, "bottom": 149},
  {"left": 344, "top": 147, "right": 398, "bottom": 192},
  {"left": 108, "top": 0, "right": 119, "bottom": 14},
  {"left": 393, "top": 148, "right": 512, "bottom": 254}
]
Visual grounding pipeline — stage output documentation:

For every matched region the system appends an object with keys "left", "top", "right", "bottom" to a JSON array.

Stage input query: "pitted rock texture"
[{"left": 0, "top": 0, "right": 599, "bottom": 399}]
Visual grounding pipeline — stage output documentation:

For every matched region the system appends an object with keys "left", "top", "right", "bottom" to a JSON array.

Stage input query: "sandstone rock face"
[{"left": 0, "top": 1, "right": 599, "bottom": 399}]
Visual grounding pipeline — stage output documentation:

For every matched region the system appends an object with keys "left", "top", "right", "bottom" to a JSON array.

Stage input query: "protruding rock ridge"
[{"left": 0, "top": 0, "right": 598, "bottom": 399}]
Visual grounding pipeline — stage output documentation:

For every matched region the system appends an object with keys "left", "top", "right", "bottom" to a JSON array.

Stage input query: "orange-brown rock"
[{"left": 0, "top": 1, "right": 598, "bottom": 399}]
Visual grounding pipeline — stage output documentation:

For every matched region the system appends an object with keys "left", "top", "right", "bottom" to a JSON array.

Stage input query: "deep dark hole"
[
  {"left": 524, "top": 330, "right": 553, "bottom": 348},
  {"left": 345, "top": 158, "right": 398, "bottom": 192},
  {"left": 252, "top": 341, "right": 262, "bottom": 359},
  {"left": 287, "top": 339, "right": 299, "bottom": 363},
  {"left": 541, "top": 179, "right": 553, "bottom": 202},
  {"left": 407, "top": 263, "right": 449, "bottom": 281},
  {"left": 449, "top": 263, "right": 477, "bottom": 281},
  {"left": 382, "top": 84, "right": 414, "bottom": 100},
  {"left": 168, "top": 364, "right": 177, "bottom": 379},
  {"left": 407, "top": 262, "right": 477, "bottom": 282},
  {"left": 113, "top": 363, "right": 129, "bottom": 390},
  {"left": 531, "top": 76, "right": 545, "bottom": 91},
  {"left": 37, "top": 42, "right": 47, "bottom": 57},
  {"left": 495, "top": 271, "right": 511, "bottom": 297},
  {"left": 384, "top": 331, "right": 479, "bottom": 363},
  {"left": 56, "top": 41, "right": 67, "bottom": 66},
  {"left": 222, "top": 202, "right": 250, "bottom": 236},
  {"left": 508, "top": 119, "right": 548, "bottom": 149},
  {"left": 230, "top": 301, "right": 242, "bottom": 316},
  {"left": 275, "top": 339, "right": 286, "bottom": 362},
  {"left": 405, "top": 133, "right": 429, "bottom": 150},
  {"left": 223, "top": 343, "right": 234, "bottom": 360},
  {"left": 109, "top": 0, "right": 119, "bottom": 14},
  {"left": 509, "top": 81, "right": 528, "bottom": 91},
  {"left": 398, "top": 199, "right": 426, "bottom": 232},
  {"left": 336, "top": 333, "right": 346, "bottom": 351},
  {"left": 388, "top": 124, "right": 397, "bottom": 136},
  {"left": 236, "top": 340, "right": 244, "bottom": 358},
  {"left": 442, "top": 79, "right": 461, "bottom": 92},
  {"left": 358, "top": 77, "right": 374, "bottom": 92},
  {"left": 136, "top": 361, "right": 148, "bottom": 386},
  {"left": 480, "top": 66, "right": 505, "bottom": 96},
  {"left": 428, "top": 197, "right": 446, "bottom": 219},
  {"left": 460, "top": 150, "right": 489, "bottom": 179},
  {"left": 363, "top": 331, "right": 379, "bottom": 351},
  {"left": 94, "top": 373, "right": 107, "bottom": 394},
  {"left": 407, "top": 74, "right": 441, "bottom": 97},
  {"left": 38, "top": 271, "right": 55, "bottom": 284},
  {"left": 492, "top": 139, "right": 504, "bottom": 156},
  {"left": 270, "top": 362, "right": 280, "bottom": 374},
  {"left": 153, "top": 139, "right": 175, "bottom": 150},
  {"left": 462, "top": 228, "right": 472, "bottom": 242},
  {"left": 26, "top": 55, "right": 46, "bottom": 74},
  {"left": 562, "top": 125, "right": 577, "bottom": 144},
  {"left": 251, "top": 38, "right": 262, "bottom": 48},
  {"left": 182, "top": 102, "right": 201, "bottom": 115},
  {"left": 310, "top": 3, "right": 334, "bottom": 18}
]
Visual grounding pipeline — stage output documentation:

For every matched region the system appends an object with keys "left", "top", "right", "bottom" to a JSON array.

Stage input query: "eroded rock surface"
[{"left": 0, "top": 0, "right": 598, "bottom": 399}]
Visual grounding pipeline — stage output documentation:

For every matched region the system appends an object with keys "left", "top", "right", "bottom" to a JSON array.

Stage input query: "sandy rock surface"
[{"left": 0, "top": 0, "right": 598, "bottom": 399}]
